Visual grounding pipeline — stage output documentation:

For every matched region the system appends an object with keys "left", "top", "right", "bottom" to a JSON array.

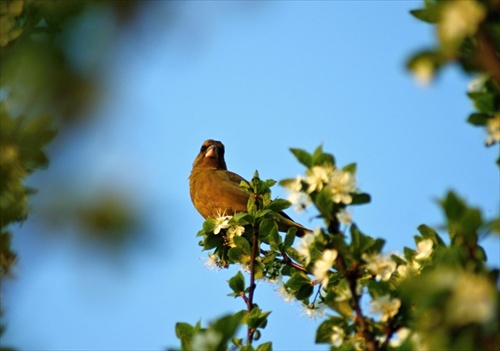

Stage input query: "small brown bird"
[{"left": 189, "top": 139, "right": 312, "bottom": 237}]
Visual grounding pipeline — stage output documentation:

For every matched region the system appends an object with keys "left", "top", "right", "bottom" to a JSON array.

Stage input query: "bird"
[{"left": 189, "top": 139, "right": 312, "bottom": 237}]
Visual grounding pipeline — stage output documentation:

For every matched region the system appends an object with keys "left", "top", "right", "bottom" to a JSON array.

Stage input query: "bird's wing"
[{"left": 226, "top": 170, "right": 249, "bottom": 187}]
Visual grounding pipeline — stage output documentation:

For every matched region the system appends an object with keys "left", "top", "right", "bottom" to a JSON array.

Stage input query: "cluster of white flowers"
[
  {"left": 312, "top": 249, "right": 338, "bottom": 288},
  {"left": 272, "top": 275, "right": 295, "bottom": 303},
  {"left": 394, "top": 239, "right": 434, "bottom": 279},
  {"left": 438, "top": 0, "right": 485, "bottom": 48},
  {"left": 370, "top": 295, "right": 402, "bottom": 322},
  {"left": 203, "top": 254, "right": 220, "bottom": 271},
  {"left": 212, "top": 213, "right": 245, "bottom": 247},
  {"left": 397, "top": 259, "right": 421, "bottom": 278},
  {"left": 362, "top": 253, "right": 396, "bottom": 281},
  {"left": 284, "top": 164, "right": 358, "bottom": 212},
  {"left": 284, "top": 176, "right": 311, "bottom": 212},
  {"left": 303, "top": 300, "right": 327, "bottom": 320},
  {"left": 447, "top": 271, "right": 497, "bottom": 325}
]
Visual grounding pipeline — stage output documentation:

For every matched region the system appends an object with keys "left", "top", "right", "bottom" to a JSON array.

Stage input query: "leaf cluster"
[{"left": 0, "top": 104, "right": 56, "bottom": 277}]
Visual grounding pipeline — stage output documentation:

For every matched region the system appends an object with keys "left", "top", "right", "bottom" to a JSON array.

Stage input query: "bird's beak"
[{"left": 205, "top": 145, "right": 218, "bottom": 158}]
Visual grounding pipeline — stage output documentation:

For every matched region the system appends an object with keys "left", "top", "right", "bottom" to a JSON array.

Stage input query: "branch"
[
  {"left": 337, "top": 257, "right": 378, "bottom": 351},
  {"left": 246, "top": 197, "right": 261, "bottom": 345},
  {"left": 474, "top": 26, "right": 500, "bottom": 85}
]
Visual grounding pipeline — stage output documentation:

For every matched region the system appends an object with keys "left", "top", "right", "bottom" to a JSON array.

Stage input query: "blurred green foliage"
[
  {"left": 407, "top": 0, "right": 500, "bottom": 165},
  {"left": 1, "top": 2, "right": 142, "bottom": 348},
  {"left": 0, "top": 104, "right": 56, "bottom": 277},
  {"left": 0, "top": 0, "right": 143, "bottom": 276}
]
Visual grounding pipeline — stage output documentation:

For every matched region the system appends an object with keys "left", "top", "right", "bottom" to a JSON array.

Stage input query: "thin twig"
[{"left": 246, "top": 196, "right": 261, "bottom": 345}]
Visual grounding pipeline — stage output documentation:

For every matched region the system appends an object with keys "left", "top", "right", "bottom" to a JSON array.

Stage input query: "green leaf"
[
  {"left": 403, "top": 247, "right": 416, "bottom": 261},
  {"left": 256, "top": 342, "right": 273, "bottom": 351},
  {"left": 264, "top": 179, "right": 277, "bottom": 188},
  {"left": 366, "top": 280, "right": 391, "bottom": 299},
  {"left": 290, "top": 148, "right": 312, "bottom": 168},
  {"left": 467, "top": 92, "right": 497, "bottom": 114},
  {"left": 417, "top": 224, "right": 446, "bottom": 246},
  {"left": 247, "top": 195, "right": 257, "bottom": 214},
  {"left": 350, "top": 192, "right": 371, "bottom": 205},
  {"left": 410, "top": 8, "right": 439, "bottom": 24},
  {"left": 312, "top": 145, "right": 335, "bottom": 166},
  {"left": 314, "top": 187, "right": 334, "bottom": 218},
  {"left": 485, "top": 217, "right": 500, "bottom": 235},
  {"left": 342, "top": 163, "right": 357, "bottom": 174},
  {"left": 228, "top": 271, "right": 245, "bottom": 295},
  {"left": 213, "top": 313, "right": 244, "bottom": 341},
  {"left": 391, "top": 254, "right": 407, "bottom": 266},
  {"left": 203, "top": 218, "right": 216, "bottom": 233},
  {"left": 259, "top": 218, "right": 279, "bottom": 248},
  {"left": 266, "top": 198, "right": 291, "bottom": 212},
  {"left": 350, "top": 224, "right": 381, "bottom": 257},
  {"left": 440, "top": 191, "right": 466, "bottom": 222},
  {"left": 284, "top": 227, "right": 297, "bottom": 247},
  {"left": 175, "top": 321, "right": 199, "bottom": 350},
  {"left": 228, "top": 237, "right": 251, "bottom": 264},
  {"left": 467, "top": 113, "right": 489, "bottom": 126},
  {"left": 232, "top": 212, "right": 255, "bottom": 226},
  {"left": 247, "top": 306, "right": 271, "bottom": 330},
  {"left": 285, "top": 270, "right": 313, "bottom": 300},
  {"left": 315, "top": 317, "right": 345, "bottom": 344}
]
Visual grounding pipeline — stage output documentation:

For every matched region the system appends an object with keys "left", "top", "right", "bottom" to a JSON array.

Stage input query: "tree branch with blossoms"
[
  {"left": 174, "top": 1, "right": 499, "bottom": 350},
  {"left": 175, "top": 142, "right": 498, "bottom": 351}
]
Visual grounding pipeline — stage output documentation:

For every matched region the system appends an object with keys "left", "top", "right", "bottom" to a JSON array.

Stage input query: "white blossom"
[
  {"left": 438, "top": 1, "right": 485, "bottom": 47},
  {"left": 371, "top": 295, "right": 401, "bottom": 322},
  {"left": 226, "top": 225, "right": 245, "bottom": 247},
  {"left": 414, "top": 239, "right": 433, "bottom": 260},
  {"left": 191, "top": 330, "right": 222, "bottom": 351},
  {"left": 296, "top": 228, "right": 321, "bottom": 264},
  {"left": 213, "top": 213, "right": 231, "bottom": 234},
  {"left": 448, "top": 272, "right": 496, "bottom": 325},
  {"left": 330, "top": 326, "right": 345, "bottom": 347},
  {"left": 328, "top": 170, "right": 357, "bottom": 204},
  {"left": 203, "top": 254, "right": 220, "bottom": 271},
  {"left": 336, "top": 209, "right": 352, "bottom": 225},
  {"left": 313, "top": 249, "right": 338, "bottom": 287},
  {"left": 305, "top": 165, "right": 334, "bottom": 193},
  {"left": 397, "top": 259, "right": 421, "bottom": 278},
  {"left": 304, "top": 301, "right": 326, "bottom": 320},
  {"left": 273, "top": 275, "right": 295, "bottom": 303},
  {"left": 486, "top": 114, "right": 500, "bottom": 146},
  {"left": 284, "top": 175, "right": 312, "bottom": 212},
  {"left": 389, "top": 328, "right": 411, "bottom": 347},
  {"left": 362, "top": 253, "right": 396, "bottom": 281}
]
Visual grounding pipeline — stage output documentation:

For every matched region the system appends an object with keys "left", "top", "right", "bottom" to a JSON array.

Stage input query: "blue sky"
[{"left": 3, "top": 2, "right": 499, "bottom": 351}]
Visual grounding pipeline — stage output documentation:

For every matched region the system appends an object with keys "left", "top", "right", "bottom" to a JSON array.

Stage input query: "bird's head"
[{"left": 193, "top": 139, "right": 227, "bottom": 170}]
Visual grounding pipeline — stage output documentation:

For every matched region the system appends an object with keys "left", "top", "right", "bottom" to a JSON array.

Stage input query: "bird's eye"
[{"left": 200, "top": 145, "right": 207, "bottom": 152}]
